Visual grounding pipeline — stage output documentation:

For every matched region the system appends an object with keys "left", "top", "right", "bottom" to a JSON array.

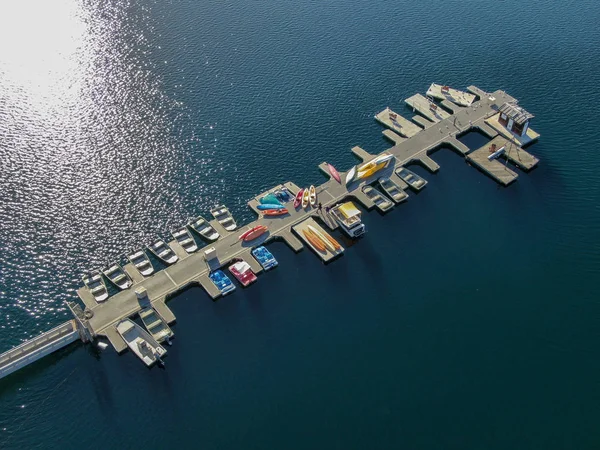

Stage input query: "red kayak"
[
  {"left": 327, "top": 163, "right": 341, "bottom": 183},
  {"left": 239, "top": 225, "right": 268, "bottom": 241},
  {"left": 293, "top": 189, "right": 304, "bottom": 209},
  {"left": 263, "top": 208, "right": 288, "bottom": 216}
]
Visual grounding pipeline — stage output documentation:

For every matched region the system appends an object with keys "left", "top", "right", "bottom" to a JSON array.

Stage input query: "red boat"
[
  {"left": 327, "top": 163, "right": 341, "bottom": 183},
  {"left": 228, "top": 260, "right": 257, "bottom": 287},
  {"left": 263, "top": 208, "right": 288, "bottom": 216},
  {"left": 293, "top": 189, "right": 304, "bottom": 209},
  {"left": 239, "top": 225, "right": 268, "bottom": 241}
]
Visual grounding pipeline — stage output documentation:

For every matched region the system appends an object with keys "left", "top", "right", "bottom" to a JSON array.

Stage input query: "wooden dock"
[
  {"left": 292, "top": 218, "right": 344, "bottom": 262},
  {"left": 427, "top": 83, "right": 476, "bottom": 107},
  {"left": 375, "top": 107, "right": 422, "bottom": 138},
  {"left": 405, "top": 93, "right": 451, "bottom": 123}
]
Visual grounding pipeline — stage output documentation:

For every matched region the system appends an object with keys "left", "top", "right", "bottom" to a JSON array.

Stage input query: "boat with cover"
[
  {"left": 302, "top": 229, "right": 326, "bottom": 252},
  {"left": 116, "top": 319, "right": 167, "bottom": 367},
  {"left": 260, "top": 193, "right": 283, "bottom": 206},
  {"left": 307, "top": 225, "right": 341, "bottom": 251},
  {"left": 211, "top": 205, "right": 237, "bottom": 231},
  {"left": 378, "top": 177, "right": 408, "bottom": 203},
  {"left": 228, "top": 260, "right": 257, "bottom": 287},
  {"left": 327, "top": 163, "right": 341, "bottom": 183},
  {"left": 251, "top": 246, "right": 278, "bottom": 270},
  {"left": 239, "top": 225, "right": 268, "bottom": 242},
  {"left": 362, "top": 185, "right": 394, "bottom": 212},
  {"left": 82, "top": 270, "right": 109, "bottom": 302},
  {"left": 209, "top": 270, "right": 236, "bottom": 296},
  {"left": 257, "top": 203, "right": 285, "bottom": 211},
  {"left": 102, "top": 263, "right": 132, "bottom": 290},
  {"left": 309, "top": 185, "right": 317, "bottom": 207},
  {"left": 395, "top": 167, "right": 428, "bottom": 191},
  {"left": 172, "top": 227, "right": 198, "bottom": 253},
  {"left": 148, "top": 239, "right": 179, "bottom": 265},
  {"left": 189, "top": 215, "right": 220, "bottom": 241},
  {"left": 330, "top": 202, "right": 366, "bottom": 238},
  {"left": 127, "top": 249, "right": 154, "bottom": 277},
  {"left": 302, "top": 189, "right": 310, "bottom": 208},
  {"left": 294, "top": 189, "right": 304, "bottom": 209},
  {"left": 263, "top": 208, "right": 288, "bottom": 216},
  {"left": 139, "top": 307, "right": 174, "bottom": 344}
]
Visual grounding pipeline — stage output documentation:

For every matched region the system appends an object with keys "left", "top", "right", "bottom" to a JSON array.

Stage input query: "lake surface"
[{"left": 1, "top": 0, "right": 600, "bottom": 448}]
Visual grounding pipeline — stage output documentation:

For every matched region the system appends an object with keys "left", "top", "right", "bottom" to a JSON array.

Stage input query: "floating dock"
[
  {"left": 427, "top": 83, "right": 476, "bottom": 107},
  {"left": 0, "top": 82, "right": 542, "bottom": 378},
  {"left": 292, "top": 218, "right": 344, "bottom": 262}
]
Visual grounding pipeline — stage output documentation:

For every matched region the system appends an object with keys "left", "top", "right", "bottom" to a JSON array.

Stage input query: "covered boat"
[
  {"left": 116, "top": 319, "right": 167, "bottom": 367},
  {"left": 228, "top": 260, "right": 257, "bottom": 287},
  {"left": 209, "top": 270, "right": 236, "bottom": 296},
  {"left": 330, "top": 202, "right": 366, "bottom": 238},
  {"left": 82, "top": 271, "right": 109, "bottom": 302},
  {"left": 189, "top": 215, "right": 220, "bottom": 241},
  {"left": 127, "top": 249, "right": 154, "bottom": 277},
  {"left": 148, "top": 239, "right": 179, "bottom": 265},
  {"left": 211, "top": 205, "right": 237, "bottom": 231},
  {"left": 172, "top": 227, "right": 198, "bottom": 254},
  {"left": 251, "top": 246, "right": 278, "bottom": 270},
  {"left": 260, "top": 193, "right": 283, "bottom": 206},
  {"left": 102, "top": 263, "right": 132, "bottom": 290}
]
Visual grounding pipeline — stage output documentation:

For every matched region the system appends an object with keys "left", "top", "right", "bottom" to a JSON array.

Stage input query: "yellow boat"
[{"left": 356, "top": 153, "right": 394, "bottom": 180}]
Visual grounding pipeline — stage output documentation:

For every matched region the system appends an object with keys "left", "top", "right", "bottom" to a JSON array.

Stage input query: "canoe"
[
  {"left": 301, "top": 189, "right": 310, "bottom": 208},
  {"left": 309, "top": 185, "right": 317, "bottom": 206},
  {"left": 302, "top": 229, "right": 326, "bottom": 252},
  {"left": 293, "top": 189, "right": 304, "bottom": 209},
  {"left": 308, "top": 225, "right": 341, "bottom": 251},
  {"left": 239, "top": 225, "right": 268, "bottom": 241},
  {"left": 257, "top": 203, "right": 285, "bottom": 211},
  {"left": 327, "top": 163, "right": 341, "bottom": 183},
  {"left": 345, "top": 166, "right": 357, "bottom": 185},
  {"left": 263, "top": 208, "right": 288, "bottom": 216}
]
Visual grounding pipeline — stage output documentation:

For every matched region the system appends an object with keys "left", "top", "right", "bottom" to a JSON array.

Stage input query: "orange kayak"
[
  {"left": 302, "top": 229, "right": 326, "bottom": 252},
  {"left": 263, "top": 208, "right": 288, "bottom": 216},
  {"left": 239, "top": 225, "right": 268, "bottom": 241},
  {"left": 308, "top": 225, "right": 341, "bottom": 251}
]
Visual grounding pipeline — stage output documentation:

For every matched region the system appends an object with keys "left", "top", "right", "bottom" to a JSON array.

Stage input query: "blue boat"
[
  {"left": 251, "top": 246, "right": 278, "bottom": 270},
  {"left": 208, "top": 270, "right": 236, "bottom": 296},
  {"left": 274, "top": 188, "right": 292, "bottom": 203},
  {"left": 260, "top": 193, "right": 283, "bottom": 206},
  {"left": 256, "top": 203, "right": 285, "bottom": 211}
]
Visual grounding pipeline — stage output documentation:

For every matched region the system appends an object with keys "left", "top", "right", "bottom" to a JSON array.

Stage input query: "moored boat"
[
  {"left": 356, "top": 153, "right": 394, "bottom": 180},
  {"left": 293, "top": 189, "right": 304, "bottom": 208},
  {"left": 127, "top": 249, "right": 154, "bottom": 277},
  {"left": 189, "top": 215, "right": 220, "bottom": 241},
  {"left": 228, "top": 260, "right": 257, "bottom": 287},
  {"left": 116, "top": 319, "right": 167, "bottom": 367},
  {"left": 102, "top": 263, "right": 132, "bottom": 290},
  {"left": 210, "top": 204, "right": 237, "bottom": 231},
  {"left": 263, "top": 208, "right": 288, "bottom": 216},
  {"left": 309, "top": 185, "right": 317, "bottom": 207},
  {"left": 395, "top": 167, "right": 428, "bottom": 191},
  {"left": 251, "top": 246, "right": 278, "bottom": 270},
  {"left": 362, "top": 185, "right": 394, "bottom": 212},
  {"left": 139, "top": 307, "right": 174, "bottom": 344},
  {"left": 378, "top": 177, "right": 409, "bottom": 203},
  {"left": 172, "top": 227, "right": 198, "bottom": 253},
  {"left": 301, "top": 189, "right": 310, "bottom": 208},
  {"left": 148, "top": 239, "right": 179, "bottom": 265},
  {"left": 327, "top": 162, "right": 341, "bottom": 183},
  {"left": 330, "top": 202, "right": 367, "bottom": 238},
  {"left": 82, "top": 270, "right": 109, "bottom": 302},
  {"left": 239, "top": 225, "right": 268, "bottom": 242},
  {"left": 209, "top": 270, "right": 236, "bottom": 296},
  {"left": 307, "top": 225, "right": 341, "bottom": 251}
]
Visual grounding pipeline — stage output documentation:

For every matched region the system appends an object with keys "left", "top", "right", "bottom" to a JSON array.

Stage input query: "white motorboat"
[
  {"left": 210, "top": 205, "right": 237, "bottom": 231},
  {"left": 139, "top": 307, "right": 174, "bottom": 344},
  {"left": 189, "top": 215, "right": 220, "bottom": 241},
  {"left": 82, "top": 270, "right": 109, "bottom": 302},
  {"left": 378, "top": 177, "right": 409, "bottom": 203},
  {"left": 127, "top": 249, "right": 154, "bottom": 277},
  {"left": 148, "top": 239, "right": 179, "bottom": 265},
  {"left": 116, "top": 319, "right": 167, "bottom": 367},
  {"left": 172, "top": 227, "right": 198, "bottom": 253},
  {"left": 102, "top": 263, "right": 132, "bottom": 290}
]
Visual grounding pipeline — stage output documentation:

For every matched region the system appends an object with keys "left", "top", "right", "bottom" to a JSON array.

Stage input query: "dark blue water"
[{"left": 1, "top": 0, "right": 600, "bottom": 448}]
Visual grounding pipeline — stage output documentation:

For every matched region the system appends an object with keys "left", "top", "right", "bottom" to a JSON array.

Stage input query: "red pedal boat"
[
  {"left": 228, "top": 260, "right": 257, "bottom": 287},
  {"left": 293, "top": 189, "right": 304, "bottom": 209},
  {"left": 239, "top": 225, "right": 268, "bottom": 242},
  {"left": 263, "top": 208, "right": 288, "bottom": 216}
]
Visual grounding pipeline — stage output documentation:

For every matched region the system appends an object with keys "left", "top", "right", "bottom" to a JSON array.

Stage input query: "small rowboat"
[
  {"left": 308, "top": 225, "right": 341, "bottom": 251},
  {"left": 263, "top": 208, "right": 288, "bottom": 216},
  {"left": 309, "top": 185, "right": 317, "bottom": 207},
  {"left": 239, "top": 225, "right": 268, "bottom": 242},
  {"left": 302, "top": 229, "right": 326, "bottom": 252},
  {"left": 301, "top": 189, "right": 310, "bottom": 208},
  {"left": 293, "top": 189, "right": 304, "bottom": 209},
  {"left": 257, "top": 203, "right": 285, "bottom": 211},
  {"left": 327, "top": 163, "right": 341, "bottom": 183}
]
